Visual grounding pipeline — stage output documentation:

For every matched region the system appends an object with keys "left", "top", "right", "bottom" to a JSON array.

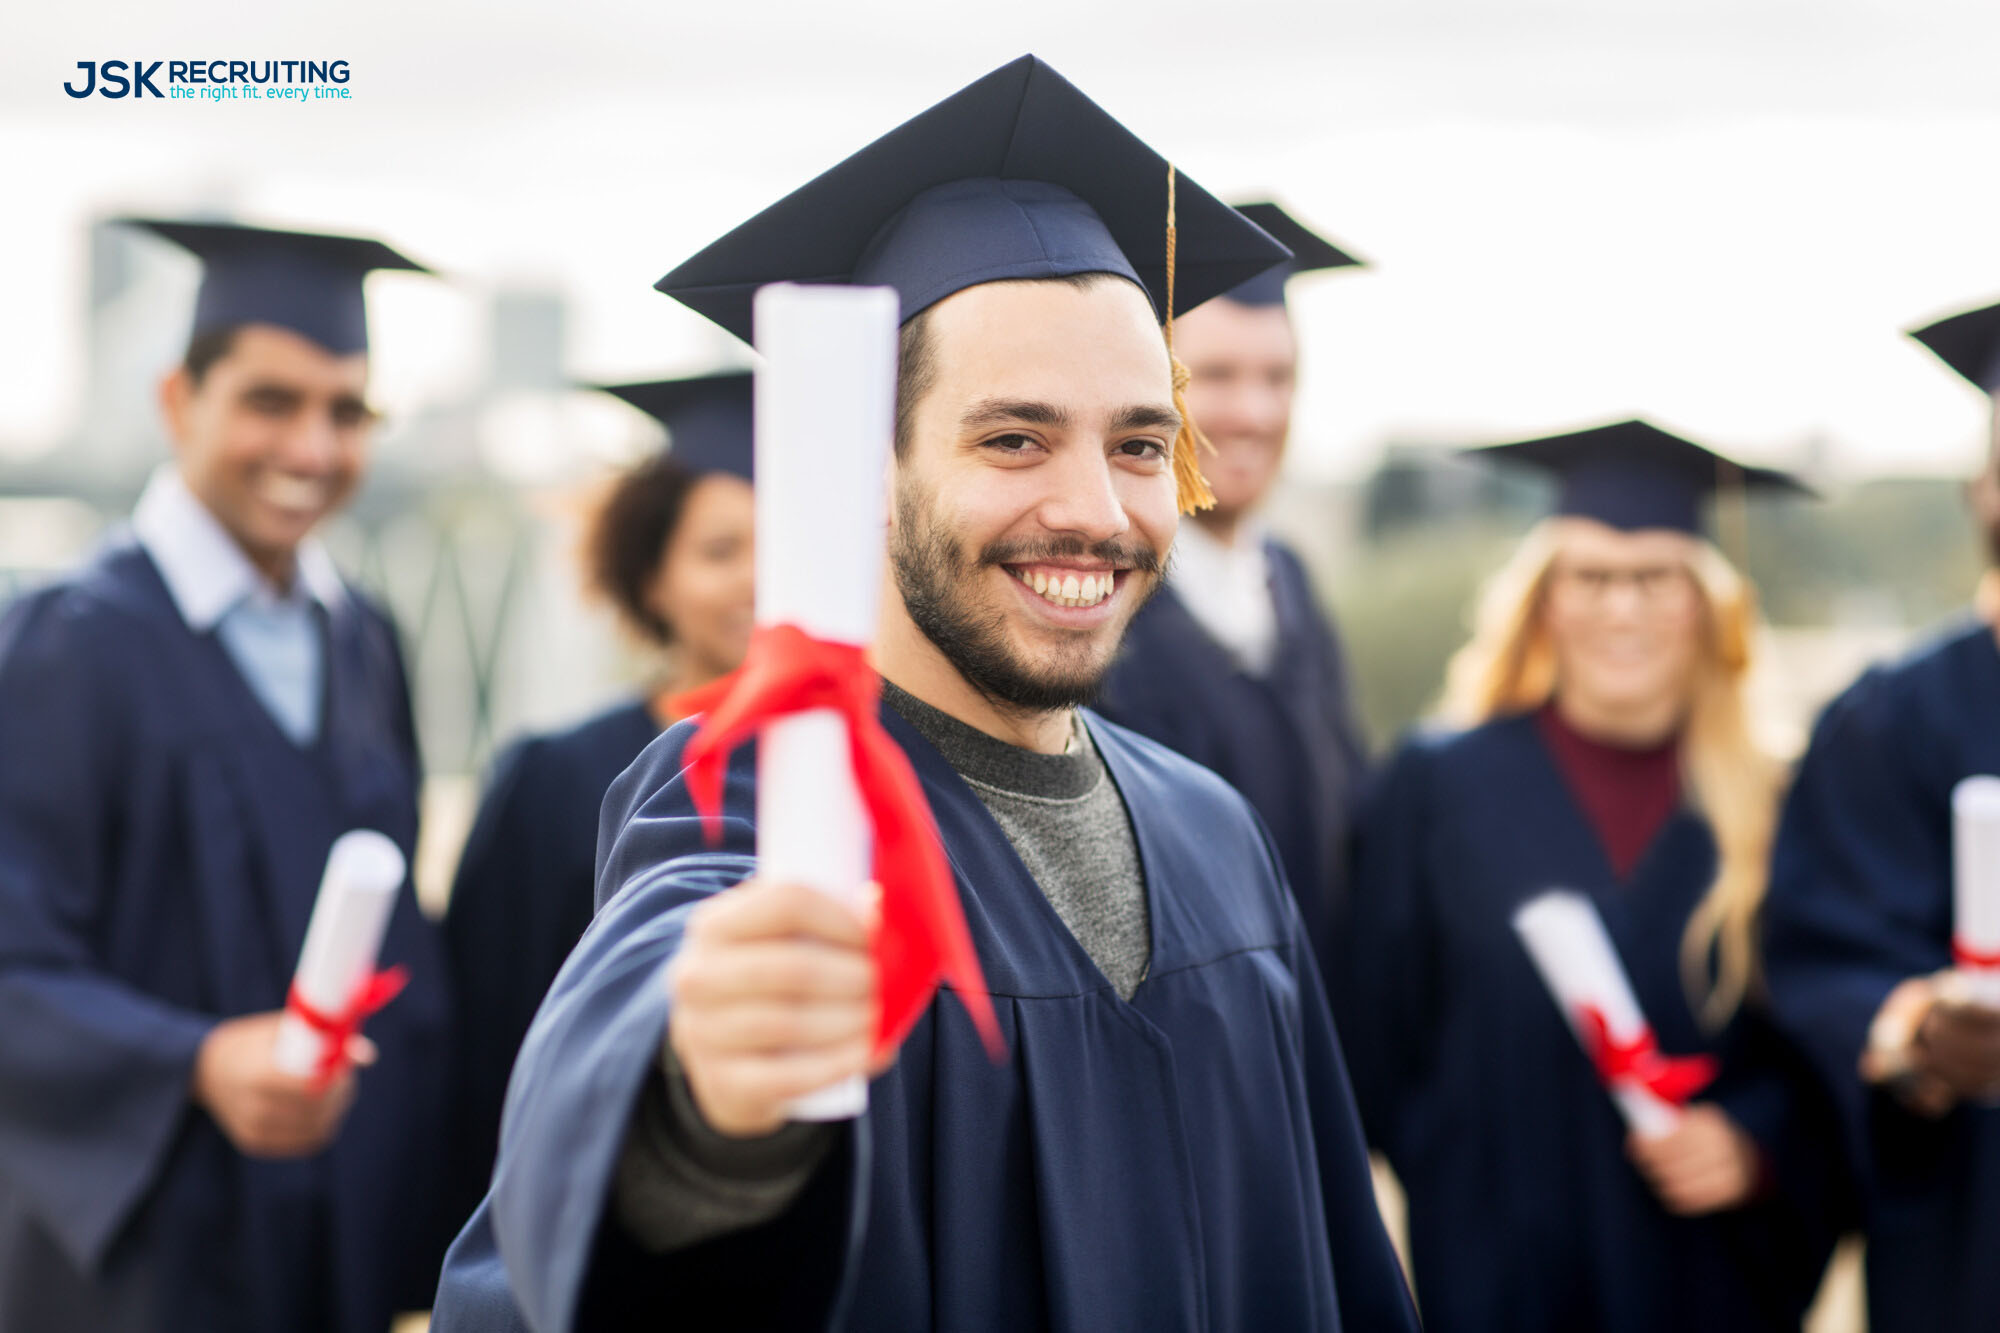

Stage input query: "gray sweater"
[{"left": 611, "top": 684, "right": 1150, "bottom": 1252}]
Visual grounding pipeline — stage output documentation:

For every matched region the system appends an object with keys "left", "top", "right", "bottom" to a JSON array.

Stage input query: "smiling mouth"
[
  {"left": 255, "top": 474, "right": 331, "bottom": 514},
  {"left": 1005, "top": 564, "right": 1122, "bottom": 609}
]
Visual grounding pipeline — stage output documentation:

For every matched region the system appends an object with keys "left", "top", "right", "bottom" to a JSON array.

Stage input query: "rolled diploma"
[
  {"left": 274, "top": 829, "right": 409, "bottom": 1076},
  {"left": 752, "top": 282, "right": 899, "bottom": 1122},
  {"left": 1512, "top": 889, "right": 1680, "bottom": 1138},
  {"left": 1953, "top": 776, "right": 2000, "bottom": 1006}
]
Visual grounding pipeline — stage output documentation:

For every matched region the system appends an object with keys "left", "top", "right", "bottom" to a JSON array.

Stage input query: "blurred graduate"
[
  {"left": 433, "top": 55, "right": 1415, "bottom": 1333},
  {"left": 441, "top": 372, "right": 754, "bottom": 1237},
  {"left": 1097, "top": 203, "right": 1371, "bottom": 963},
  {"left": 0, "top": 220, "right": 454, "bottom": 1330},
  {"left": 1763, "top": 301, "right": 2000, "bottom": 1331},
  {"left": 1336, "top": 421, "right": 1847, "bottom": 1330}
]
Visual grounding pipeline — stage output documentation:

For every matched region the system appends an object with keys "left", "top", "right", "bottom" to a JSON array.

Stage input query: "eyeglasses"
[{"left": 1549, "top": 563, "right": 1696, "bottom": 608}]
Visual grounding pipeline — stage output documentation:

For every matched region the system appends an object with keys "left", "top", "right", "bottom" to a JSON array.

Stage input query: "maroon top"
[{"left": 1534, "top": 703, "right": 1682, "bottom": 881}]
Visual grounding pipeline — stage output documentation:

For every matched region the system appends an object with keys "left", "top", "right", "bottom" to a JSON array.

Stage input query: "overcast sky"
[{"left": 7, "top": 0, "right": 2000, "bottom": 480}]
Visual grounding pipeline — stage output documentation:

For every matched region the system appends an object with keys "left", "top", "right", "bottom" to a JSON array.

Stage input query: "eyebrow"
[
  {"left": 959, "top": 398, "right": 1071, "bottom": 432},
  {"left": 1108, "top": 404, "right": 1182, "bottom": 436},
  {"left": 957, "top": 397, "right": 1181, "bottom": 437}
]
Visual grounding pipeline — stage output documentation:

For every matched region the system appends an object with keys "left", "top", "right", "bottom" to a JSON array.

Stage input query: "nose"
[
  {"left": 277, "top": 407, "right": 341, "bottom": 476},
  {"left": 1033, "top": 442, "right": 1131, "bottom": 545}
]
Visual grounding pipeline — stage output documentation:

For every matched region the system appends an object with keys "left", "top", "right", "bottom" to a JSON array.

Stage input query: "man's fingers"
[
  {"left": 673, "top": 940, "right": 876, "bottom": 1007},
  {"left": 723, "top": 1039, "right": 875, "bottom": 1107},
  {"left": 678, "top": 998, "right": 877, "bottom": 1056},
  {"left": 688, "top": 878, "right": 873, "bottom": 949}
]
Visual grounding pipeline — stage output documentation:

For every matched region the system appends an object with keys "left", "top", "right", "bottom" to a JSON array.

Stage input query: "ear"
[{"left": 157, "top": 367, "right": 196, "bottom": 454}]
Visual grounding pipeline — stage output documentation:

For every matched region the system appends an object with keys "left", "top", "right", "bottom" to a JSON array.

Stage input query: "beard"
[{"left": 890, "top": 481, "right": 1164, "bottom": 714}]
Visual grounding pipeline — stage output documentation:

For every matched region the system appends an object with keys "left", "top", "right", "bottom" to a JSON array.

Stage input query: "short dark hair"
[
  {"left": 584, "top": 453, "right": 703, "bottom": 645},
  {"left": 892, "top": 271, "right": 1138, "bottom": 460},
  {"left": 181, "top": 327, "right": 243, "bottom": 388}
]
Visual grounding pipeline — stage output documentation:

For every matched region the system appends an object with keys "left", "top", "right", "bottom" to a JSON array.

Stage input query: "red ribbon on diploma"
[
  {"left": 1954, "top": 940, "right": 2000, "bottom": 970},
  {"left": 674, "top": 623, "right": 1001, "bottom": 1061},
  {"left": 285, "top": 966, "right": 408, "bottom": 1090},
  {"left": 1575, "top": 1005, "right": 1718, "bottom": 1106}
]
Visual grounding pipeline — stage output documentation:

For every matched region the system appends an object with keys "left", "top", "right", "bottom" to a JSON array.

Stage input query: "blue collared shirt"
[{"left": 131, "top": 467, "right": 346, "bottom": 746}]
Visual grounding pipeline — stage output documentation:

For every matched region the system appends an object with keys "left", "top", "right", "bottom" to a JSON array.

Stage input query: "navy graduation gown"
[
  {"left": 0, "top": 539, "right": 453, "bottom": 1333},
  {"left": 1763, "top": 620, "right": 2000, "bottom": 1332},
  {"left": 431, "top": 706, "right": 1416, "bottom": 1332},
  {"left": 441, "top": 700, "right": 661, "bottom": 1241},
  {"left": 1097, "top": 538, "right": 1369, "bottom": 969},
  {"left": 1337, "top": 714, "right": 1845, "bottom": 1333}
]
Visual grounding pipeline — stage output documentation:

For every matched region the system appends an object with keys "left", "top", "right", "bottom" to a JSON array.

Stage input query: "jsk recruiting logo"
[{"left": 63, "top": 60, "right": 353, "bottom": 101}]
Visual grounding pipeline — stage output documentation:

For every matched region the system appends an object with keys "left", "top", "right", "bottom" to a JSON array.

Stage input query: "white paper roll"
[
  {"left": 751, "top": 283, "right": 899, "bottom": 1121},
  {"left": 274, "top": 829, "right": 408, "bottom": 1077},
  {"left": 1953, "top": 776, "right": 2000, "bottom": 1006},
  {"left": 1512, "top": 889, "right": 1680, "bottom": 1138}
]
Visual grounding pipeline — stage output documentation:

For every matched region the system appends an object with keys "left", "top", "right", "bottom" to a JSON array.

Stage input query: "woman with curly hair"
[
  {"left": 441, "top": 372, "right": 753, "bottom": 1236},
  {"left": 1335, "top": 420, "right": 1848, "bottom": 1331}
]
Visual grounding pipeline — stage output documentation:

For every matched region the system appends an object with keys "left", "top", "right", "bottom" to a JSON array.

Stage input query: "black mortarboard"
[
  {"left": 1219, "top": 202, "right": 1365, "bottom": 308},
  {"left": 655, "top": 55, "right": 1290, "bottom": 343},
  {"left": 119, "top": 217, "right": 432, "bottom": 356},
  {"left": 1464, "top": 419, "right": 1809, "bottom": 535},
  {"left": 1907, "top": 300, "right": 2000, "bottom": 392},
  {"left": 593, "top": 371, "right": 754, "bottom": 480}
]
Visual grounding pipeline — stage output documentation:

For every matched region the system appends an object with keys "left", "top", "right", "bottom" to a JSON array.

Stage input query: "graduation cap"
[
  {"left": 656, "top": 54, "right": 1288, "bottom": 513},
  {"left": 591, "top": 371, "right": 754, "bottom": 480},
  {"left": 1218, "top": 202, "right": 1365, "bottom": 308},
  {"left": 657, "top": 55, "right": 1287, "bottom": 338},
  {"left": 1464, "top": 418, "right": 1810, "bottom": 535},
  {"left": 1907, "top": 300, "right": 2000, "bottom": 392},
  {"left": 119, "top": 217, "right": 432, "bottom": 356}
]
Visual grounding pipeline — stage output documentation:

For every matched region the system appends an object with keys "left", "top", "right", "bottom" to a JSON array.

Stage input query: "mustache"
[{"left": 977, "top": 535, "right": 1164, "bottom": 576}]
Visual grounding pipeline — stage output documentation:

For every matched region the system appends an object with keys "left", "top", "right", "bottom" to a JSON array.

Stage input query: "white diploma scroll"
[
  {"left": 274, "top": 829, "right": 408, "bottom": 1077},
  {"left": 1512, "top": 889, "right": 1681, "bottom": 1139},
  {"left": 752, "top": 282, "right": 900, "bottom": 1122},
  {"left": 1953, "top": 776, "right": 2000, "bottom": 1006}
]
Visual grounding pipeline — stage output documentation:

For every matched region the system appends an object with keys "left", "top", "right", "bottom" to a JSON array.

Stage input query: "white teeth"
[
  {"left": 259, "top": 475, "right": 327, "bottom": 510},
  {"left": 1015, "top": 567, "right": 1117, "bottom": 609}
]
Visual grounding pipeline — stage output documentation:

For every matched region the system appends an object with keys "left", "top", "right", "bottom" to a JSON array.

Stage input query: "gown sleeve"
[
  {"left": 0, "top": 593, "right": 215, "bottom": 1273},
  {"left": 1762, "top": 668, "right": 1953, "bottom": 1177},
  {"left": 431, "top": 731, "right": 862, "bottom": 1333}
]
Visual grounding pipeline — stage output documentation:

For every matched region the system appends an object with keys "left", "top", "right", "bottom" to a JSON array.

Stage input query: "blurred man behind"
[
  {"left": 0, "top": 220, "right": 452, "bottom": 1332},
  {"left": 1098, "top": 202, "right": 1371, "bottom": 968}
]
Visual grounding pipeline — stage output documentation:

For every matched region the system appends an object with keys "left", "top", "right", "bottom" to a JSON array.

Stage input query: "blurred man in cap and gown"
[
  {"left": 1764, "top": 299, "right": 2000, "bottom": 1332},
  {"left": 441, "top": 371, "right": 755, "bottom": 1238},
  {"left": 0, "top": 220, "right": 454, "bottom": 1331},
  {"left": 1098, "top": 202, "right": 1371, "bottom": 968},
  {"left": 433, "top": 54, "right": 1416, "bottom": 1333},
  {"left": 1337, "top": 421, "right": 1847, "bottom": 1330}
]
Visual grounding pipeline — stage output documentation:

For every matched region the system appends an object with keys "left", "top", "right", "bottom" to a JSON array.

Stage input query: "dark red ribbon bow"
[
  {"left": 673, "top": 622, "right": 1001, "bottom": 1061},
  {"left": 285, "top": 966, "right": 408, "bottom": 1090},
  {"left": 1954, "top": 940, "right": 2000, "bottom": 970},
  {"left": 1575, "top": 1004, "right": 1718, "bottom": 1106}
]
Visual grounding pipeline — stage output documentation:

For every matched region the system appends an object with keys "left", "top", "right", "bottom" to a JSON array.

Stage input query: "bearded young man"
[{"left": 433, "top": 57, "right": 1415, "bottom": 1333}]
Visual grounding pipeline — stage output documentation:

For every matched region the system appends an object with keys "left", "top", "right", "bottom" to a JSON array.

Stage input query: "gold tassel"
[{"left": 1164, "top": 164, "right": 1216, "bottom": 515}]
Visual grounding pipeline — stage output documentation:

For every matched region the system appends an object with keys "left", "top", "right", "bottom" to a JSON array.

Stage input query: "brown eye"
[
  {"left": 242, "top": 388, "right": 295, "bottom": 418},
  {"left": 330, "top": 399, "right": 377, "bottom": 430}
]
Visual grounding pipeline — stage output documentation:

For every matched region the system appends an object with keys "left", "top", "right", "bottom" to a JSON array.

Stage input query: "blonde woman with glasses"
[{"left": 1334, "top": 421, "right": 1849, "bottom": 1332}]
